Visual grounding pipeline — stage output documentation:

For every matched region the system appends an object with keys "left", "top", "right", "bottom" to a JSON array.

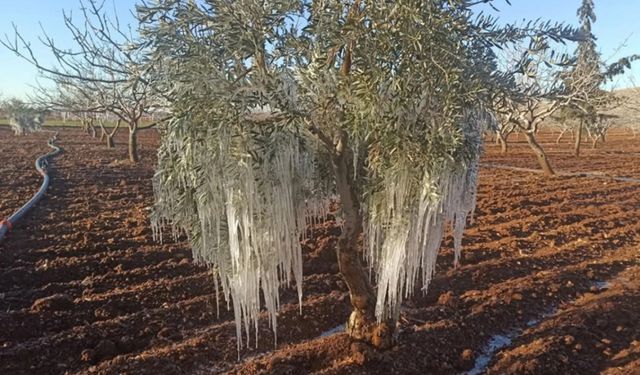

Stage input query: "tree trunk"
[
  {"left": 574, "top": 121, "right": 583, "bottom": 157},
  {"left": 128, "top": 125, "right": 139, "bottom": 162},
  {"left": 106, "top": 134, "right": 115, "bottom": 148},
  {"left": 556, "top": 128, "right": 568, "bottom": 144},
  {"left": 524, "top": 132, "right": 554, "bottom": 176},
  {"left": 331, "top": 133, "right": 393, "bottom": 349},
  {"left": 498, "top": 132, "right": 508, "bottom": 154}
]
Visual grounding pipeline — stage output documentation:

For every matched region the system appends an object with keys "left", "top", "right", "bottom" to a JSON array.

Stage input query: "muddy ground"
[{"left": 0, "top": 126, "right": 638, "bottom": 375}]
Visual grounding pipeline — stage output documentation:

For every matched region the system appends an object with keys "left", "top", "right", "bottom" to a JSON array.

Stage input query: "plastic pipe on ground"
[{"left": 0, "top": 132, "right": 62, "bottom": 243}]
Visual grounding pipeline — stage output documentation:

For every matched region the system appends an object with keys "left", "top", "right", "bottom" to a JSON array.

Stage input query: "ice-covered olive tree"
[{"left": 138, "top": 0, "right": 578, "bottom": 349}]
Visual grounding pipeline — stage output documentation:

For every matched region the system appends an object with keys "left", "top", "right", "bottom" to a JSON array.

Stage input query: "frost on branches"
[
  {"left": 366, "top": 109, "right": 488, "bottom": 322},
  {"left": 151, "top": 107, "right": 490, "bottom": 348},
  {"left": 140, "top": 0, "right": 542, "bottom": 352},
  {"left": 151, "top": 122, "right": 333, "bottom": 351}
]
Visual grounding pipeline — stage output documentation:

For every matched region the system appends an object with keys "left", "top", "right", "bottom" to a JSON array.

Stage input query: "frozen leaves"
[
  {"left": 151, "top": 125, "right": 331, "bottom": 351},
  {"left": 365, "top": 109, "right": 488, "bottom": 322}
]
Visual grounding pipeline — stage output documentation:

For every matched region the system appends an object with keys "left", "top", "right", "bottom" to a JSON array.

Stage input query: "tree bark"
[
  {"left": 331, "top": 133, "right": 393, "bottom": 349},
  {"left": 128, "top": 125, "right": 139, "bottom": 162},
  {"left": 574, "top": 120, "right": 583, "bottom": 157},
  {"left": 498, "top": 132, "right": 508, "bottom": 154},
  {"left": 106, "top": 134, "right": 115, "bottom": 148},
  {"left": 524, "top": 132, "right": 554, "bottom": 176},
  {"left": 556, "top": 128, "right": 568, "bottom": 144}
]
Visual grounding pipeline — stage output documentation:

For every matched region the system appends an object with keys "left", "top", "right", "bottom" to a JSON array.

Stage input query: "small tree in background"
[
  {"left": 585, "top": 113, "right": 616, "bottom": 148},
  {"left": 493, "top": 47, "right": 577, "bottom": 176},
  {"left": 563, "top": 0, "right": 638, "bottom": 156},
  {"left": 565, "top": 0, "right": 601, "bottom": 157},
  {"left": 1, "top": 98, "right": 46, "bottom": 135},
  {"left": 492, "top": 92, "right": 518, "bottom": 154}
]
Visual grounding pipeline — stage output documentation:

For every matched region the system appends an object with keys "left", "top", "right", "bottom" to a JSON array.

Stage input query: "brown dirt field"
[{"left": 0, "top": 126, "right": 639, "bottom": 375}]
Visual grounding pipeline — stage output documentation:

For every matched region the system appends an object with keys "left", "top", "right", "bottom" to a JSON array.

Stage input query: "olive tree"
[
  {"left": 563, "top": 0, "right": 638, "bottom": 157},
  {"left": 492, "top": 92, "right": 518, "bottom": 153},
  {"left": 138, "top": 0, "right": 577, "bottom": 349}
]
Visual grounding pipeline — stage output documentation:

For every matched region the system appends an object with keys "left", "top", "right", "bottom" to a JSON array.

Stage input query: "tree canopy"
[{"left": 138, "top": 0, "right": 580, "bottom": 349}]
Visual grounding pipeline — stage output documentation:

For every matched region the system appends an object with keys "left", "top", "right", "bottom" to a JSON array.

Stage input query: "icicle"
[
  {"left": 365, "top": 108, "right": 489, "bottom": 322},
  {"left": 151, "top": 121, "right": 332, "bottom": 353}
]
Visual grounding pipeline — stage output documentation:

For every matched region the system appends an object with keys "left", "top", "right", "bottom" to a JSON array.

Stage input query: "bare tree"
[
  {"left": 586, "top": 114, "right": 616, "bottom": 148},
  {"left": 494, "top": 47, "right": 576, "bottom": 176},
  {"left": 492, "top": 94, "right": 518, "bottom": 154},
  {"left": 2, "top": 0, "right": 151, "bottom": 162}
]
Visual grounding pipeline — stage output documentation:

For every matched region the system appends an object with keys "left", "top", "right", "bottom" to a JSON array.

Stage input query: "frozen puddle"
[
  {"left": 593, "top": 280, "right": 610, "bottom": 290},
  {"left": 464, "top": 306, "right": 558, "bottom": 375},
  {"left": 319, "top": 324, "right": 345, "bottom": 337},
  {"left": 465, "top": 280, "right": 612, "bottom": 375},
  {"left": 465, "top": 332, "right": 516, "bottom": 375}
]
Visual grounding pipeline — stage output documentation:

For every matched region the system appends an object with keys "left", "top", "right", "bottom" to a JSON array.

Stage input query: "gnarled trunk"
[
  {"left": 524, "top": 132, "right": 554, "bottom": 176},
  {"left": 106, "top": 134, "right": 115, "bottom": 148},
  {"left": 591, "top": 135, "right": 602, "bottom": 149},
  {"left": 497, "top": 132, "right": 508, "bottom": 154},
  {"left": 331, "top": 133, "right": 394, "bottom": 349},
  {"left": 89, "top": 122, "right": 97, "bottom": 138}
]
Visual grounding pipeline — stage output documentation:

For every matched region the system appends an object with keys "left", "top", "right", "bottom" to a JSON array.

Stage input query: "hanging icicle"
[
  {"left": 365, "top": 108, "right": 491, "bottom": 322},
  {"left": 151, "top": 118, "right": 333, "bottom": 352}
]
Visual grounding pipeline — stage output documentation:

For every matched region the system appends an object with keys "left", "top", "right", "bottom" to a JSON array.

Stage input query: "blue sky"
[{"left": 0, "top": 0, "right": 638, "bottom": 99}]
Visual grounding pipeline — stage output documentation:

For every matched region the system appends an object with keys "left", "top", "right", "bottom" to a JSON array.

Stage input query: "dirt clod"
[
  {"left": 31, "top": 293, "right": 74, "bottom": 312},
  {"left": 94, "top": 339, "right": 117, "bottom": 360}
]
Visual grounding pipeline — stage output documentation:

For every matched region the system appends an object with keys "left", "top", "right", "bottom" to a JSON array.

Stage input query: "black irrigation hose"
[{"left": 0, "top": 132, "right": 62, "bottom": 243}]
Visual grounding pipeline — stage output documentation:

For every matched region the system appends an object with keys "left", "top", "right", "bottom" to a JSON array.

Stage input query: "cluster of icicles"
[
  {"left": 152, "top": 110, "right": 488, "bottom": 352},
  {"left": 152, "top": 128, "right": 331, "bottom": 352},
  {"left": 367, "top": 109, "right": 487, "bottom": 321}
]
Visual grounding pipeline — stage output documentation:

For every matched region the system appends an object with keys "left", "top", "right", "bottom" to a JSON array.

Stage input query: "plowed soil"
[{"left": 0, "top": 127, "right": 639, "bottom": 375}]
